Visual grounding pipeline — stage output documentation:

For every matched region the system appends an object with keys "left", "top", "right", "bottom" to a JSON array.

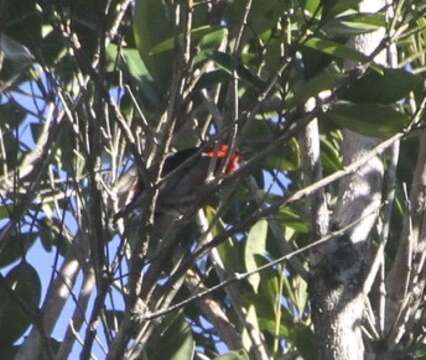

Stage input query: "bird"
[{"left": 113, "top": 144, "right": 241, "bottom": 221}]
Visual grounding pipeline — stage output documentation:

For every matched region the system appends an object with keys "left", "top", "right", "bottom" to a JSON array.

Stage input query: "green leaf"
[
  {"left": 3, "top": 0, "right": 42, "bottom": 50},
  {"left": 0, "top": 229, "right": 37, "bottom": 268},
  {"left": 288, "top": 63, "right": 343, "bottom": 108},
  {"left": 38, "top": 218, "right": 69, "bottom": 256},
  {"left": 413, "top": 343, "right": 426, "bottom": 358},
  {"left": 225, "top": 0, "right": 286, "bottom": 39},
  {"left": 345, "top": 13, "right": 387, "bottom": 27},
  {"left": 276, "top": 207, "right": 310, "bottom": 234},
  {"left": 0, "top": 34, "right": 35, "bottom": 89},
  {"left": 106, "top": 45, "right": 160, "bottom": 107},
  {"left": 0, "top": 33, "right": 35, "bottom": 64},
  {"left": 293, "top": 275, "right": 308, "bottom": 314},
  {"left": 213, "top": 350, "right": 250, "bottom": 360},
  {"left": 207, "top": 51, "right": 266, "bottom": 89},
  {"left": 258, "top": 318, "right": 316, "bottom": 360},
  {"left": 341, "top": 68, "right": 423, "bottom": 104},
  {"left": 303, "top": 0, "right": 322, "bottom": 16},
  {"left": 323, "top": 101, "right": 409, "bottom": 138},
  {"left": 254, "top": 268, "right": 280, "bottom": 319},
  {"left": 133, "top": 0, "right": 173, "bottom": 92},
  {"left": 327, "top": 0, "right": 363, "bottom": 16},
  {"left": 194, "top": 69, "right": 230, "bottom": 90},
  {"left": 206, "top": 206, "right": 243, "bottom": 273},
  {"left": 322, "top": 13, "right": 385, "bottom": 36},
  {"left": 244, "top": 219, "right": 268, "bottom": 292},
  {"left": 0, "top": 102, "right": 26, "bottom": 128},
  {"left": 193, "top": 28, "right": 229, "bottom": 65},
  {"left": 0, "top": 130, "right": 20, "bottom": 169},
  {"left": 290, "top": 323, "right": 316, "bottom": 360},
  {"left": 0, "top": 206, "right": 9, "bottom": 219},
  {"left": 258, "top": 317, "right": 291, "bottom": 338},
  {"left": 106, "top": 45, "right": 151, "bottom": 80},
  {"left": 0, "top": 262, "right": 41, "bottom": 345},
  {"left": 320, "top": 136, "right": 343, "bottom": 172},
  {"left": 303, "top": 37, "right": 382, "bottom": 72},
  {"left": 263, "top": 138, "right": 300, "bottom": 172},
  {"left": 149, "top": 26, "right": 223, "bottom": 55},
  {"left": 198, "top": 28, "right": 228, "bottom": 49},
  {"left": 149, "top": 313, "right": 195, "bottom": 360}
]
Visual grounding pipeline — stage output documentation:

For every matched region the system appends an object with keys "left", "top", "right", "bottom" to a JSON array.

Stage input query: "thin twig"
[{"left": 141, "top": 205, "right": 382, "bottom": 321}]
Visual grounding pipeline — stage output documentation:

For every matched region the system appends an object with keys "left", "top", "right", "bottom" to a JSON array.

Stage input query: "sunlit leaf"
[
  {"left": 213, "top": 350, "right": 250, "bottom": 360},
  {"left": 303, "top": 0, "right": 322, "bottom": 16},
  {"left": 276, "top": 207, "right": 310, "bottom": 234},
  {"left": 322, "top": 13, "right": 385, "bottom": 36},
  {"left": 245, "top": 219, "right": 268, "bottom": 292},
  {"left": 320, "top": 136, "right": 343, "bottom": 172},
  {"left": 327, "top": 0, "right": 363, "bottom": 16}
]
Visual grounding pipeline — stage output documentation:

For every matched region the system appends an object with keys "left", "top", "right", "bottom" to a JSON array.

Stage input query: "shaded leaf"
[
  {"left": 0, "top": 229, "right": 37, "bottom": 268},
  {"left": 106, "top": 45, "right": 160, "bottom": 107},
  {"left": 0, "top": 262, "right": 41, "bottom": 345},
  {"left": 225, "top": 0, "right": 286, "bottom": 39},
  {"left": 104, "top": 310, "right": 125, "bottom": 333},
  {"left": 303, "top": 37, "right": 381, "bottom": 72},
  {"left": 206, "top": 206, "right": 243, "bottom": 273},
  {"left": 2, "top": 0, "right": 42, "bottom": 50},
  {"left": 193, "top": 28, "right": 229, "bottom": 65},
  {"left": 149, "top": 26, "right": 223, "bottom": 55},
  {"left": 0, "top": 102, "right": 26, "bottom": 128},
  {"left": 106, "top": 45, "right": 151, "bottom": 80},
  {"left": 323, "top": 101, "right": 409, "bottom": 138},
  {"left": 246, "top": 267, "right": 280, "bottom": 319},
  {"left": 289, "top": 63, "right": 343, "bottom": 108},
  {"left": 133, "top": 0, "right": 173, "bottom": 92},
  {"left": 0, "top": 33, "right": 35, "bottom": 64},
  {"left": 149, "top": 313, "right": 195, "bottom": 360},
  {"left": 207, "top": 51, "right": 266, "bottom": 89},
  {"left": 341, "top": 68, "right": 423, "bottom": 104},
  {"left": 38, "top": 217, "right": 69, "bottom": 256},
  {"left": 259, "top": 318, "right": 315, "bottom": 360}
]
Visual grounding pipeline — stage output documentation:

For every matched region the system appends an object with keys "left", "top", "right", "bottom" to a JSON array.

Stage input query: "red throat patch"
[
  {"left": 206, "top": 144, "right": 240, "bottom": 174},
  {"left": 206, "top": 144, "right": 230, "bottom": 158}
]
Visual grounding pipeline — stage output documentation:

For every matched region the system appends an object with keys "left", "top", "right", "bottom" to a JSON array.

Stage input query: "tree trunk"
[{"left": 310, "top": 0, "right": 387, "bottom": 358}]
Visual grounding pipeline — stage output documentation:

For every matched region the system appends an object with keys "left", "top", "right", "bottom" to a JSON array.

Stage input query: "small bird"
[{"left": 113, "top": 144, "right": 241, "bottom": 221}]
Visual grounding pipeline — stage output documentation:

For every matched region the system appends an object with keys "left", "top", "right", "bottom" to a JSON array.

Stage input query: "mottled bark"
[{"left": 310, "top": 0, "right": 387, "bottom": 358}]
